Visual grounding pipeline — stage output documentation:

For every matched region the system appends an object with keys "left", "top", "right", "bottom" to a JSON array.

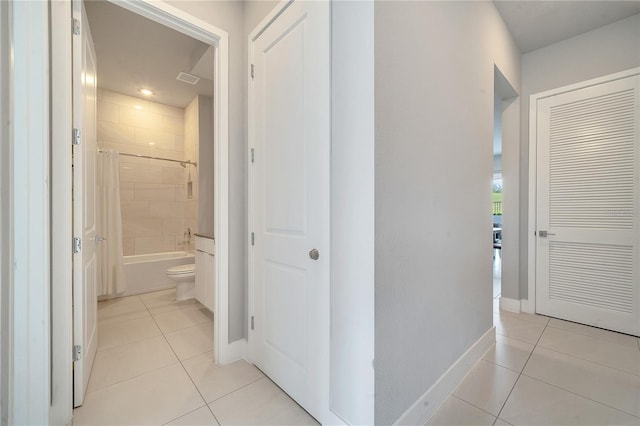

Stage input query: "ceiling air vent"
[{"left": 176, "top": 71, "right": 200, "bottom": 85}]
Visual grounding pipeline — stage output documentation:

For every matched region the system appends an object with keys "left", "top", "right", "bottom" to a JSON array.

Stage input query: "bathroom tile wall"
[{"left": 97, "top": 88, "right": 195, "bottom": 256}]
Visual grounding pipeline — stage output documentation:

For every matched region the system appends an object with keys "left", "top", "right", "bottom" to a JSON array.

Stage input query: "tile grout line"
[
  {"left": 517, "top": 372, "right": 640, "bottom": 419},
  {"left": 534, "top": 341, "right": 639, "bottom": 378},
  {"left": 445, "top": 394, "right": 497, "bottom": 423},
  {"left": 544, "top": 323, "right": 640, "bottom": 350},
  {"left": 143, "top": 290, "right": 220, "bottom": 425},
  {"left": 147, "top": 299, "right": 213, "bottom": 417},
  {"left": 493, "top": 316, "right": 550, "bottom": 422},
  {"left": 93, "top": 291, "right": 229, "bottom": 425}
]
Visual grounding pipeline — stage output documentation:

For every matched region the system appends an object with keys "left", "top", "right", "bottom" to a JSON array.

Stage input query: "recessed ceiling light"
[{"left": 139, "top": 88, "right": 154, "bottom": 96}]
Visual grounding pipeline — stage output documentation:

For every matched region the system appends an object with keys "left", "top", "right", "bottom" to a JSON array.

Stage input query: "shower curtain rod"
[{"left": 98, "top": 147, "right": 197, "bottom": 167}]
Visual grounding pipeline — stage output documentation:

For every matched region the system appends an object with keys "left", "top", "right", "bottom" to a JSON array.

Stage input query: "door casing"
[{"left": 50, "top": 0, "right": 232, "bottom": 419}]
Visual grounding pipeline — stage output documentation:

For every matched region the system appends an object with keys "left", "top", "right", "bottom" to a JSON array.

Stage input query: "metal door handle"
[
  {"left": 309, "top": 249, "right": 319, "bottom": 260},
  {"left": 538, "top": 231, "right": 556, "bottom": 238},
  {"left": 95, "top": 235, "right": 107, "bottom": 243}
]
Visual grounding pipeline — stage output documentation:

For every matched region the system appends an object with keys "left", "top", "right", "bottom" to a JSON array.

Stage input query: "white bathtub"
[{"left": 121, "top": 251, "right": 195, "bottom": 297}]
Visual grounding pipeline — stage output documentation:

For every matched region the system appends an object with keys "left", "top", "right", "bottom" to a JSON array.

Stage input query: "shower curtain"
[{"left": 97, "top": 149, "right": 125, "bottom": 296}]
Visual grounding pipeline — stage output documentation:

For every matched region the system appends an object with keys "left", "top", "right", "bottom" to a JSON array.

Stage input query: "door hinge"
[
  {"left": 250, "top": 64, "right": 254, "bottom": 79},
  {"left": 72, "top": 128, "right": 81, "bottom": 145},
  {"left": 72, "top": 237, "right": 81, "bottom": 254},
  {"left": 72, "top": 18, "right": 80, "bottom": 36},
  {"left": 251, "top": 232, "right": 255, "bottom": 246},
  {"left": 251, "top": 316, "right": 254, "bottom": 330},
  {"left": 73, "top": 345, "right": 81, "bottom": 362},
  {"left": 250, "top": 148, "right": 254, "bottom": 163}
]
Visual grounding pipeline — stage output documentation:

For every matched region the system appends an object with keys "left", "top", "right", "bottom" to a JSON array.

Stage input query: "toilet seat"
[{"left": 166, "top": 263, "right": 196, "bottom": 275}]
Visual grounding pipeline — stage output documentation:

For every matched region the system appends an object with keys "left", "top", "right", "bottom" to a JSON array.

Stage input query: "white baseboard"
[
  {"left": 393, "top": 327, "right": 496, "bottom": 425},
  {"left": 499, "top": 297, "right": 534, "bottom": 314},
  {"left": 520, "top": 299, "right": 533, "bottom": 314},
  {"left": 217, "top": 338, "right": 247, "bottom": 366},
  {"left": 499, "top": 297, "right": 521, "bottom": 313}
]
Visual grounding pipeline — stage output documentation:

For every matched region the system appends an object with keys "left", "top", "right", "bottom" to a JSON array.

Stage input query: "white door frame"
[
  {"left": 4, "top": 0, "right": 52, "bottom": 424},
  {"left": 246, "top": 0, "right": 331, "bottom": 422},
  {"left": 527, "top": 67, "right": 640, "bottom": 315},
  {"left": 50, "top": 0, "right": 74, "bottom": 422},
  {"left": 108, "top": 0, "right": 235, "bottom": 365}
]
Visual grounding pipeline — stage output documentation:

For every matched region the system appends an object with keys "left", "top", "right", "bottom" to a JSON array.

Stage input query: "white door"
[
  {"left": 72, "top": 0, "right": 99, "bottom": 407},
  {"left": 535, "top": 73, "right": 640, "bottom": 336},
  {"left": 249, "top": 0, "right": 330, "bottom": 421}
]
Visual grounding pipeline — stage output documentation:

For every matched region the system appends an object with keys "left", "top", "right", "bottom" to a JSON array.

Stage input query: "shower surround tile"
[
  {"left": 120, "top": 165, "right": 164, "bottom": 184},
  {"left": 97, "top": 88, "right": 195, "bottom": 255},
  {"left": 98, "top": 121, "right": 134, "bottom": 144},
  {"left": 134, "top": 183, "right": 176, "bottom": 201},
  {"left": 134, "top": 127, "right": 177, "bottom": 150},
  {"left": 119, "top": 106, "right": 164, "bottom": 130}
]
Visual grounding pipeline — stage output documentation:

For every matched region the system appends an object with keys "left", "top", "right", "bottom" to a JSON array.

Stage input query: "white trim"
[
  {"left": 50, "top": 0, "right": 73, "bottom": 423},
  {"left": 498, "top": 297, "right": 532, "bottom": 314},
  {"left": 11, "top": 1, "right": 51, "bottom": 423},
  {"left": 0, "top": 0, "right": 12, "bottom": 423},
  {"left": 101, "top": 0, "right": 235, "bottom": 366},
  {"left": 527, "top": 67, "right": 640, "bottom": 319},
  {"left": 247, "top": 0, "right": 292, "bottom": 42},
  {"left": 393, "top": 327, "right": 496, "bottom": 426},
  {"left": 499, "top": 297, "right": 521, "bottom": 314}
]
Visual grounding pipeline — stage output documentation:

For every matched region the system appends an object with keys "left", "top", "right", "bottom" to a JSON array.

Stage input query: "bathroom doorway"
[{"left": 68, "top": 0, "right": 231, "bottom": 407}]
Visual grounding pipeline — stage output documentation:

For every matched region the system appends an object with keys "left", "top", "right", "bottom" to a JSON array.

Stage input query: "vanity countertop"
[{"left": 194, "top": 232, "right": 214, "bottom": 240}]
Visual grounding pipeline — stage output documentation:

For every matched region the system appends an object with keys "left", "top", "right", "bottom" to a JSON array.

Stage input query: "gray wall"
[
  {"left": 374, "top": 2, "right": 520, "bottom": 423},
  {"left": 167, "top": 0, "right": 247, "bottom": 341},
  {"left": 198, "top": 95, "right": 214, "bottom": 237},
  {"left": 519, "top": 14, "right": 640, "bottom": 300}
]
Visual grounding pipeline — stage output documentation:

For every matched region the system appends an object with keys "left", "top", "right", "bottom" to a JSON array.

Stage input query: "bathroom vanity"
[{"left": 195, "top": 234, "right": 215, "bottom": 312}]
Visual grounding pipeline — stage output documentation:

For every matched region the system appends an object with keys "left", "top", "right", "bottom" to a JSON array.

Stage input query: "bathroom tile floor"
[
  {"left": 73, "top": 289, "right": 318, "bottom": 426},
  {"left": 426, "top": 293, "right": 640, "bottom": 426}
]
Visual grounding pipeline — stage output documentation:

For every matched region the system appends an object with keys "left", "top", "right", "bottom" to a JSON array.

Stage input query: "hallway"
[{"left": 71, "top": 286, "right": 640, "bottom": 425}]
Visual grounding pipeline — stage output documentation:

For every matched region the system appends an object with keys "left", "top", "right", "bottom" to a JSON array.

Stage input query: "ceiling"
[
  {"left": 85, "top": 1, "right": 640, "bottom": 107},
  {"left": 493, "top": 1, "right": 640, "bottom": 53},
  {"left": 85, "top": 1, "right": 213, "bottom": 108}
]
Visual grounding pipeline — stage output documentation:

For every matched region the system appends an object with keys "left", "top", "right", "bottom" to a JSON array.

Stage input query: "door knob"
[{"left": 309, "top": 249, "right": 319, "bottom": 260}]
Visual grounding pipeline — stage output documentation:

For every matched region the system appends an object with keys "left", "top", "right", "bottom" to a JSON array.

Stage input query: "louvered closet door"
[{"left": 536, "top": 73, "right": 640, "bottom": 336}]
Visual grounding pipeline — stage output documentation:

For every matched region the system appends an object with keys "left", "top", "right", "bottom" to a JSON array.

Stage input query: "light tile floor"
[
  {"left": 427, "top": 294, "right": 640, "bottom": 425},
  {"left": 73, "top": 288, "right": 317, "bottom": 426},
  {"left": 75, "top": 280, "right": 640, "bottom": 426}
]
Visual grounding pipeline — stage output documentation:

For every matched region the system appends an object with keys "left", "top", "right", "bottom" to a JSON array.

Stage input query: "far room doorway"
[{"left": 493, "top": 66, "right": 518, "bottom": 317}]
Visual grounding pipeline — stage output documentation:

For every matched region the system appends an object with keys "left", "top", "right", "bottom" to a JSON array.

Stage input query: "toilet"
[{"left": 166, "top": 264, "right": 196, "bottom": 301}]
